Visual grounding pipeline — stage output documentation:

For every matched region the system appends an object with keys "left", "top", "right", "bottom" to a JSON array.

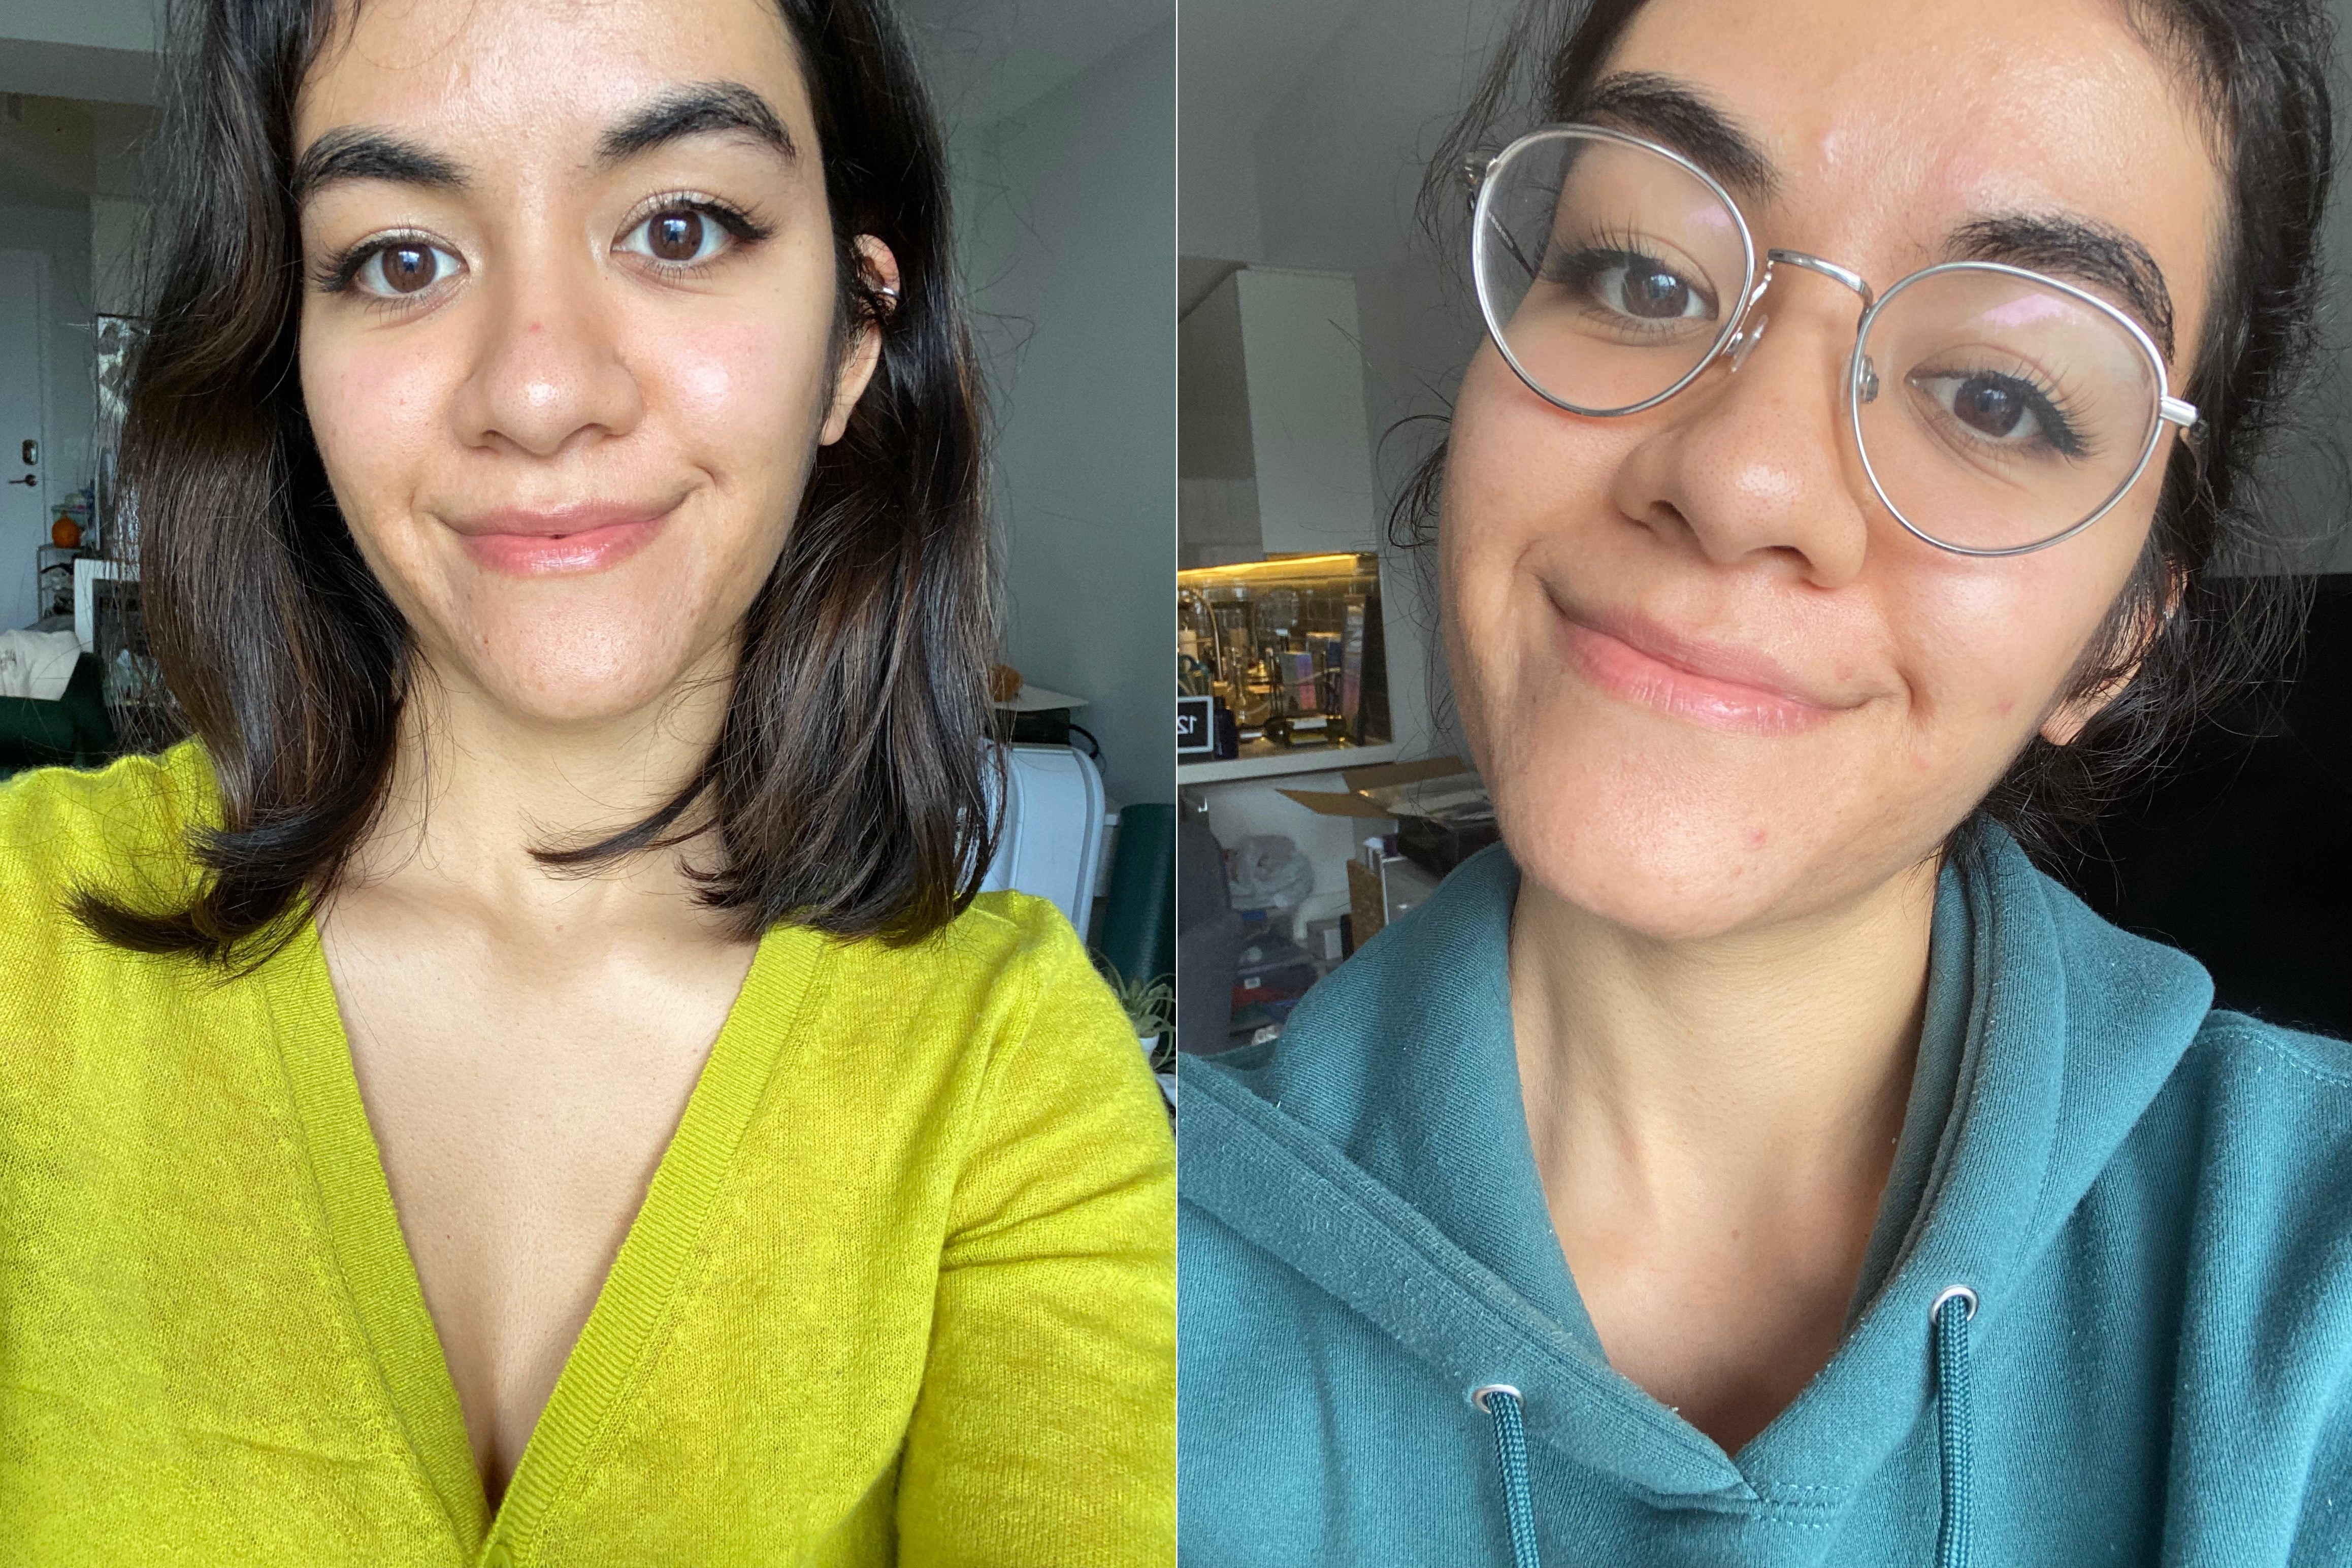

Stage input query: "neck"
[
  {"left": 1510, "top": 857, "right": 1939, "bottom": 1232},
  {"left": 337, "top": 644, "right": 740, "bottom": 923}
]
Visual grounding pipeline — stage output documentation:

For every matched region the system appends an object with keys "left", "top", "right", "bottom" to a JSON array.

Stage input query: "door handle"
[{"left": 6, "top": 476, "right": 34, "bottom": 487}]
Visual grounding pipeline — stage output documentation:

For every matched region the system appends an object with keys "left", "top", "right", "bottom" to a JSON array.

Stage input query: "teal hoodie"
[{"left": 1178, "top": 823, "right": 2352, "bottom": 1565}]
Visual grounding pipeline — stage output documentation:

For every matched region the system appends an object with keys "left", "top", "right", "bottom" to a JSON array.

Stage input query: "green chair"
[{"left": 0, "top": 655, "right": 119, "bottom": 780}]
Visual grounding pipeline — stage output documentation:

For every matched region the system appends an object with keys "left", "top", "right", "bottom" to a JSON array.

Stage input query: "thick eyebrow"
[
  {"left": 1559, "top": 71, "right": 1782, "bottom": 204},
  {"left": 291, "top": 128, "right": 469, "bottom": 207},
  {"left": 594, "top": 82, "right": 796, "bottom": 169},
  {"left": 1555, "top": 74, "right": 2181, "bottom": 361},
  {"left": 291, "top": 81, "right": 793, "bottom": 210},
  {"left": 1946, "top": 214, "right": 2177, "bottom": 361}
]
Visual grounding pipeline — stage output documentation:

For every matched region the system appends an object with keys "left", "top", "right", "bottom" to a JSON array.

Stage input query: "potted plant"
[{"left": 1094, "top": 957, "right": 1177, "bottom": 1106}]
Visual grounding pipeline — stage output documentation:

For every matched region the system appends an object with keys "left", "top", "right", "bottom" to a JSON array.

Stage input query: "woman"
[
  {"left": 0, "top": 0, "right": 1173, "bottom": 1562},
  {"left": 1180, "top": 0, "right": 2346, "bottom": 1562}
]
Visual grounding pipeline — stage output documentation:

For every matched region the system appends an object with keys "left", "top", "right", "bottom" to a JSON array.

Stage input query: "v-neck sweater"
[{"left": 0, "top": 746, "right": 1175, "bottom": 1566}]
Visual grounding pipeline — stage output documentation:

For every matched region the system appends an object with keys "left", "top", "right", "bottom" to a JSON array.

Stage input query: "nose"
[
  {"left": 451, "top": 244, "right": 645, "bottom": 459},
  {"left": 1605, "top": 268, "right": 1877, "bottom": 588}
]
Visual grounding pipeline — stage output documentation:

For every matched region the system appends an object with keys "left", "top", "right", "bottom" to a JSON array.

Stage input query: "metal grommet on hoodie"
[{"left": 1471, "top": 1382, "right": 1522, "bottom": 1414}]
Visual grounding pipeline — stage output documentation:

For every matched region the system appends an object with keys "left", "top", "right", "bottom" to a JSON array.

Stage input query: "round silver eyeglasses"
[{"left": 1466, "top": 124, "right": 2200, "bottom": 557}]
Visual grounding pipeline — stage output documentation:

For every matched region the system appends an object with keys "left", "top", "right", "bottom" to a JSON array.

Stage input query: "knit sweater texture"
[{"left": 0, "top": 745, "right": 1175, "bottom": 1567}]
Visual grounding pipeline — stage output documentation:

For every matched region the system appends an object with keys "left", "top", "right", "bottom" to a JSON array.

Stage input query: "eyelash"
[
  {"left": 310, "top": 193, "right": 776, "bottom": 307},
  {"left": 621, "top": 191, "right": 775, "bottom": 275}
]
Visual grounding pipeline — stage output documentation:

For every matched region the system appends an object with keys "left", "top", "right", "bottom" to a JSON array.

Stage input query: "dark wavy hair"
[
  {"left": 1391, "top": 0, "right": 2337, "bottom": 858},
  {"left": 81, "top": 0, "right": 996, "bottom": 962}
]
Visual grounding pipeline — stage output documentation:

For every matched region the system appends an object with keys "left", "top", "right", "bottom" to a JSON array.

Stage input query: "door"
[{"left": 0, "top": 250, "right": 50, "bottom": 633}]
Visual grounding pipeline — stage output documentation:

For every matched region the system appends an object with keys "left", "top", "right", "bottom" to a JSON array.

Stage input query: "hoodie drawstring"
[
  {"left": 1472, "top": 1283, "right": 1979, "bottom": 1568},
  {"left": 1474, "top": 1384, "right": 1542, "bottom": 1568},
  {"left": 1932, "top": 1285, "right": 1977, "bottom": 1568}
]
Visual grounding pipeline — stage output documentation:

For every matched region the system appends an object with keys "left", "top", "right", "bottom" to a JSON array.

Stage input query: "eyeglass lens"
[{"left": 1474, "top": 128, "right": 2169, "bottom": 553}]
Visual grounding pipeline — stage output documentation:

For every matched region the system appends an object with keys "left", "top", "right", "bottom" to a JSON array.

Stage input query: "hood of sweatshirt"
[{"left": 1179, "top": 819, "right": 2222, "bottom": 1555}]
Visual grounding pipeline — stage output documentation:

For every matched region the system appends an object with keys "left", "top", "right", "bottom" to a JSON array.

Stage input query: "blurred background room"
[{"left": 1175, "top": 0, "right": 2352, "bottom": 1053}]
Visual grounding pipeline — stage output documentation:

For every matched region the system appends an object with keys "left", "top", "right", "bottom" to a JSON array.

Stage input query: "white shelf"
[{"left": 1177, "top": 740, "right": 1402, "bottom": 786}]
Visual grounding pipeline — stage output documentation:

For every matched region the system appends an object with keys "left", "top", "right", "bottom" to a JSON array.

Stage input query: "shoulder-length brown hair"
[{"left": 83, "top": 0, "right": 997, "bottom": 962}]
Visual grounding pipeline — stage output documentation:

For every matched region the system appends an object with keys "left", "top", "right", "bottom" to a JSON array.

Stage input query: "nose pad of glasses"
[
  {"left": 1857, "top": 354, "right": 1881, "bottom": 404},
  {"left": 1727, "top": 313, "right": 1770, "bottom": 372}
]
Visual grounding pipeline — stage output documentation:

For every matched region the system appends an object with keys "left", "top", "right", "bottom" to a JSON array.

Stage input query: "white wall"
[{"left": 956, "top": 20, "right": 1175, "bottom": 810}]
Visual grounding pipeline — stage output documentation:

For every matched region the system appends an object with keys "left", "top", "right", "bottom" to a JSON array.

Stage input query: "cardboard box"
[
  {"left": 1276, "top": 755, "right": 1472, "bottom": 820},
  {"left": 1282, "top": 756, "right": 1498, "bottom": 878}
]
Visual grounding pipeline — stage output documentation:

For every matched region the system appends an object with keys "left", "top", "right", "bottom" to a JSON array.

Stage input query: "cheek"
[
  {"left": 1888, "top": 536, "right": 2139, "bottom": 750},
  {"left": 655, "top": 298, "right": 837, "bottom": 481},
  {"left": 299, "top": 321, "right": 455, "bottom": 522},
  {"left": 1441, "top": 355, "right": 1637, "bottom": 691}
]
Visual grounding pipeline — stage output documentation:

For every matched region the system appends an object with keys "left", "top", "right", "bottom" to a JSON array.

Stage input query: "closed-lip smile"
[
  {"left": 445, "top": 497, "right": 684, "bottom": 576},
  {"left": 1549, "top": 592, "right": 1859, "bottom": 735}
]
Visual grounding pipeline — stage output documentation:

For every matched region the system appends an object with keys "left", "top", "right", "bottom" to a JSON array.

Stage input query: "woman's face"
[
  {"left": 295, "top": 0, "right": 884, "bottom": 728},
  {"left": 1441, "top": 0, "right": 2221, "bottom": 940}
]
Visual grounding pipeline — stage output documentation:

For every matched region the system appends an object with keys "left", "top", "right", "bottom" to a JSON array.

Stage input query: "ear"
[
  {"left": 2038, "top": 563, "right": 2185, "bottom": 746},
  {"left": 820, "top": 234, "right": 898, "bottom": 447}
]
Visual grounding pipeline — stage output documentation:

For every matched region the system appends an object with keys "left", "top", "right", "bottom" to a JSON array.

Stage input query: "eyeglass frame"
[{"left": 1463, "top": 123, "right": 2201, "bottom": 559}]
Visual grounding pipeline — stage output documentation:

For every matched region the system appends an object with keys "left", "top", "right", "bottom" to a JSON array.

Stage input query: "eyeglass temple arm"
[
  {"left": 1464, "top": 154, "right": 1495, "bottom": 213},
  {"left": 1464, "top": 155, "right": 1550, "bottom": 288}
]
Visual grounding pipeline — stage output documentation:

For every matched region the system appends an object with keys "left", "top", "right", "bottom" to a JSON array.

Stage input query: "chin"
[
  {"left": 440, "top": 593, "right": 723, "bottom": 730},
  {"left": 1494, "top": 774, "right": 1805, "bottom": 943},
  {"left": 1471, "top": 693, "right": 1898, "bottom": 942}
]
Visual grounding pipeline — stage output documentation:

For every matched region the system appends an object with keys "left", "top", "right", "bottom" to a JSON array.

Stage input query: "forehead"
[
  {"left": 296, "top": 0, "right": 811, "bottom": 151},
  {"left": 1604, "top": 0, "right": 2222, "bottom": 326}
]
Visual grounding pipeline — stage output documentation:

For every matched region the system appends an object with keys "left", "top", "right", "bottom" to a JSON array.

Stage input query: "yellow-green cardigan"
[{"left": 0, "top": 746, "right": 1174, "bottom": 1566}]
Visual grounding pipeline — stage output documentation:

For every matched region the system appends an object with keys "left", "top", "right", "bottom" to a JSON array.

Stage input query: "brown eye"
[
  {"left": 352, "top": 239, "right": 460, "bottom": 300},
  {"left": 1951, "top": 376, "right": 2024, "bottom": 438},
  {"left": 1624, "top": 266, "right": 1691, "bottom": 319},
  {"left": 623, "top": 203, "right": 739, "bottom": 268},
  {"left": 649, "top": 211, "right": 704, "bottom": 262},
  {"left": 380, "top": 245, "right": 438, "bottom": 293}
]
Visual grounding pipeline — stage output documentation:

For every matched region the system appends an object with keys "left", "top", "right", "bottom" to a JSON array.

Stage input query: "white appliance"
[
  {"left": 980, "top": 743, "right": 1108, "bottom": 933},
  {"left": 73, "top": 557, "right": 136, "bottom": 656}
]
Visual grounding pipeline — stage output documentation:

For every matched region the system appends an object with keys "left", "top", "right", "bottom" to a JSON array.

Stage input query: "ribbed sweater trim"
[
  {"left": 267, "top": 912, "right": 491, "bottom": 1550},
  {"left": 494, "top": 921, "right": 822, "bottom": 1559}
]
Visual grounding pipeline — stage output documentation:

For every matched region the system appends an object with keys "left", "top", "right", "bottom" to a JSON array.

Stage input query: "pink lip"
[
  {"left": 449, "top": 499, "right": 680, "bottom": 576},
  {"left": 1552, "top": 597, "right": 1852, "bottom": 736}
]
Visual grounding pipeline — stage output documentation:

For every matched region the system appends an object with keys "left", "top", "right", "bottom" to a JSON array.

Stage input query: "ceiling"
[{"left": 0, "top": 0, "right": 160, "bottom": 105}]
